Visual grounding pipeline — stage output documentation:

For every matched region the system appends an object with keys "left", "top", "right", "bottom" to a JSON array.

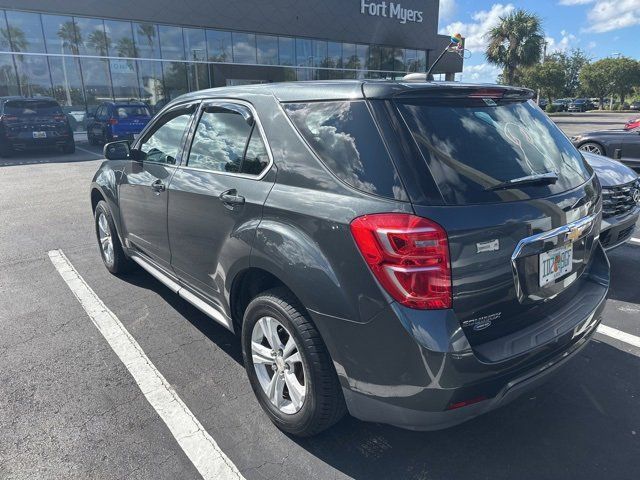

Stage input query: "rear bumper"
[
  {"left": 600, "top": 207, "right": 639, "bottom": 250},
  {"left": 311, "top": 243, "right": 609, "bottom": 431}
]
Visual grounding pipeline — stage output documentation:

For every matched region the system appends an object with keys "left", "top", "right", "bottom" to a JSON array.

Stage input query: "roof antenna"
[{"left": 425, "top": 33, "right": 464, "bottom": 80}]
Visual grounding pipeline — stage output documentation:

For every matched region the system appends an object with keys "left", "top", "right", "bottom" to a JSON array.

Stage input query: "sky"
[{"left": 437, "top": 0, "right": 640, "bottom": 83}]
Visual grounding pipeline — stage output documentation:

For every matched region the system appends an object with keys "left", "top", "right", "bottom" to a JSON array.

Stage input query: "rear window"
[
  {"left": 396, "top": 98, "right": 592, "bottom": 205},
  {"left": 284, "top": 101, "right": 406, "bottom": 200},
  {"left": 114, "top": 105, "right": 151, "bottom": 118},
  {"left": 4, "top": 100, "right": 63, "bottom": 116}
]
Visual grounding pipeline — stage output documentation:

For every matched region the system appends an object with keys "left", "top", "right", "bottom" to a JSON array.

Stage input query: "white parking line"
[
  {"left": 76, "top": 146, "right": 104, "bottom": 158},
  {"left": 630, "top": 237, "right": 640, "bottom": 246},
  {"left": 48, "top": 249, "right": 244, "bottom": 480},
  {"left": 597, "top": 324, "right": 640, "bottom": 349}
]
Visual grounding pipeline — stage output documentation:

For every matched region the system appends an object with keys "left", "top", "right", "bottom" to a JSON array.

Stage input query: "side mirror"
[{"left": 104, "top": 140, "right": 131, "bottom": 160}]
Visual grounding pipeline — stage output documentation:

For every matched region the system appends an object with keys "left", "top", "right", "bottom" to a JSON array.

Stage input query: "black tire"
[
  {"left": 94, "top": 200, "right": 134, "bottom": 274},
  {"left": 578, "top": 142, "right": 605, "bottom": 156},
  {"left": 242, "top": 288, "right": 346, "bottom": 437},
  {"left": 62, "top": 140, "right": 75, "bottom": 154}
]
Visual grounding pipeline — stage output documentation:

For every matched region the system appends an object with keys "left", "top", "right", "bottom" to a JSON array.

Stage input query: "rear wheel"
[
  {"left": 242, "top": 288, "right": 346, "bottom": 437},
  {"left": 578, "top": 142, "right": 604, "bottom": 155},
  {"left": 94, "top": 200, "right": 134, "bottom": 274}
]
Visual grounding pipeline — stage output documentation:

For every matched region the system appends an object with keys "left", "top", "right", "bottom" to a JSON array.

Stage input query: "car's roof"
[
  {"left": 104, "top": 101, "right": 148, "bottom": 106},
  {"left": 170, "top": 80, "right": 533, "bottom": 104}
]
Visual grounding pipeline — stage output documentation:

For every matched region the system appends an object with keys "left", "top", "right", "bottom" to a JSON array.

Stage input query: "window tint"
[
  {"left": 139, "top": 108, "right": 193, "bottom": 164},
  {"left": 187, "top": 108, "right": 253, "bottom": 173},
  {"left": 5, "top": 100, "right": 62, "bottom": 115},
  {"left": 115, "top": 105, "right": 151, "bottom": 117},
  {"left": 284, "top": 101, "right": 405, "bottom": 200},
  {"left": 396, "top": 98, "right": 592, "bottom": 205},
  {"left": 242, "top": 127, "right": 270, "bottom": 175}
]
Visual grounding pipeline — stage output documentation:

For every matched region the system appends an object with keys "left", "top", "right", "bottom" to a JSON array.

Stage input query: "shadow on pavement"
[
  {"left": 607, "top": 245, "right": 640, "bottom": 304},
  {"left": 0, "top": 143, "right": 103, "bottom": 167}
]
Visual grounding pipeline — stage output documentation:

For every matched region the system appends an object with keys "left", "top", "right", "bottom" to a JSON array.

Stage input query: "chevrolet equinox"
[{"left": 90, "top": 81, "right": 610, "bottom": 436}]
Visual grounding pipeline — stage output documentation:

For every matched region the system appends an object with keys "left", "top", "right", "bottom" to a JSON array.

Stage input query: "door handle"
[
  {"left": 151, "top": 179, "right": 165, "bottom": 194},
  {"left": 219, "top": 189, "right": 245, "bottom": 208}
]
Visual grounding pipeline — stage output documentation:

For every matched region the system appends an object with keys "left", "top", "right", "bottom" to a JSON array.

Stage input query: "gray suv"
[{"left": 90, "top": 81, "right": 609, "bottom": 436}]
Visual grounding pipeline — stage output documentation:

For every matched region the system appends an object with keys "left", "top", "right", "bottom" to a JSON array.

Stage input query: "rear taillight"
[
  {"left": 350, "top": 213, "right": 452, "bottom": 310},
  {"left": 108, "top": 118, "right": 118, "bottom": 125},
  {"left": 1, "top": 115, "right": 18, "bottom": 123}
]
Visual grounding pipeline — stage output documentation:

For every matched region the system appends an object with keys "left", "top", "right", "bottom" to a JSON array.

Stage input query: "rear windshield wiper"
[{"left": 485, "top": 171, "right": 559, "bottom": 191}]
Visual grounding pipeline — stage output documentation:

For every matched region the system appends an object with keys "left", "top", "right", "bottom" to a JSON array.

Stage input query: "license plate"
[
  {"left": 539, "top": 243, "right": 573, "bottom": 287},
  {"left": 33, "top": 131, "right": 47, "bottom": 138}
]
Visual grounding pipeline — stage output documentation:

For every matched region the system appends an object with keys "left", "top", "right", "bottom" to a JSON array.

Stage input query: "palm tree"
[
  {"left": 87, "top": 29, "right": 111, "bottom": 56},
  {"left": 2, "top": 26, "right": 28, "bottom": 96},
  {"left": 57, "top": 21, "right": 82, "bottom": 105},
  {"left": 137, "top": 23, "right": 157, "bottom": 56},
  {"left": 486, "top": 10, "right": 544, "bottom": 85}
]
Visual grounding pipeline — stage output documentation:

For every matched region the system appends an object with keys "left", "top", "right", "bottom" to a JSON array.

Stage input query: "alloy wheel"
[
  {"left": 579, "top": 143, "right": 603, "bottom": 155},
  {"left": 251, "top": 316, "right": 306, "bottom": 414},
  {"left": 98, "top": 212, "right": 114, "bottom": 266}
]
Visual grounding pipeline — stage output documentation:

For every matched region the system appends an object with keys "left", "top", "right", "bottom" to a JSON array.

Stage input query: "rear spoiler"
[{"left": 363, "top": 80, "right": 534, "bottom": 102}]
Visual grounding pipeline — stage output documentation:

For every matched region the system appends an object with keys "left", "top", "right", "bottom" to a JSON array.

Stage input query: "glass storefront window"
[
  {"left": 75, "top": 17, "right": 108, "bottom": 56},
  {"left": 159, "top": 25, "right": 184, "bottom": 60},
  {"left": 232, "top": 32, "right": 256, "bottom": 64},
  {"left": 278, "top": 37, "right": 295, "bottom": 66},
  {"left": 416, "top": 50, "right": 427, "bottom": 72},
  {"left": 16, "top": 55, "right": 52, "bottom": 97},
  {"left": 41, "top": 15, "right": 80, "bottom": 55},
  {"left": 134, "top": 22, "right": 160, "bottom": 59},
  {"left": 138, "top": 60, "right": 165, "bottom": 112},
  {"left": 111, "top": 58, "right": 139, "bottom": 101},
  {"left": 162, "top": 61, "right": 188, "bottom": 100},
  {"left": 49, "top": 55, "right": 84, "bottom": 107},
  {"left": 184, "top": 28, "right": 207, "bottom": 61},
  {"left": 379, "top": 46, "right": 394, "bottom": 71},
  {"left": 206, "top": 30, "right": 231, "bottom": 62},
  {"left": 0, "top": 54, "right": 19, "bottom": 96},
  {"left": 342, "top": 43, "right": 358, "bottom": 70},
  {"left": 256, "top": 35, "right": 278, "bottom": 65},
  {"left": 356, "top": 45, "right": 369, "bottom": 72},
  {"left": 327, "top": 42, "right": 341, "bottom": 68},
  {"left": 312, "top": 39, "right": 327, "bottom": 68},
  {"left": 393, "top": 48, "right": 405, "bottom": 71},
  {"left": 405, "top": 49, "right": 416, "bottom": 72},
  {"left": 0, "top": 12, "right": 11, "bottom": 51},
  {"left": 5, "top": 11, "right": 45, "bottom": 53},
  {"left": 186, "top": 62, "right": 209, "bottom": 91},
  {"left": 104, "top": 20, "right": 136, "bottom": 58},
  {"left": 296, "top": 38, "right": 312, "bottom": 67},
  {"left": 81, "top": 57, "right": 113, "bottom": 109},
  {"left": 368, "top": 45, "right": 381, "bottom": 71}
]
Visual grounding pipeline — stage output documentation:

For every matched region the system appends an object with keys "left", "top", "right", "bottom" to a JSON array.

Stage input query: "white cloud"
[
  {"left": 584, "top": 0, "right": 640, "bottom": 33},
  {"left": 458, "top": 63, "right": 502, "bottom": 83},
  {"left": 545, "top": 30, "right": 578, "bottom": 53},
  {"left": 440, "top": 3, "right": 515, "bottom": 53},
  {"left": 439, "top": 0, "right": 457, "bottom": 23},
  {"left": 587, "top": 40, "right": 597, "bottom": 49},
  {"left": 558, "top": 0, "right": 595, "bottom": 5}
]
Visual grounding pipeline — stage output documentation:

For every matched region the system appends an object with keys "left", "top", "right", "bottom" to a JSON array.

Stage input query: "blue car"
[{"left": 87, "top": 102, "right": 152, "bottom": 144}]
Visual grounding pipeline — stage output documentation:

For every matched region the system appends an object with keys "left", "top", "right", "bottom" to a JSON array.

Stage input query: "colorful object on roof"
[{"left": 450, "top": 33, "right": 463, "bottom": 45}]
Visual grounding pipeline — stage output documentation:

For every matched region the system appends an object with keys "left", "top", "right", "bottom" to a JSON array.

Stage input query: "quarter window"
[
  {"left": 187, "top": 106, "right": 269, "bottom": 176},
  {"left": 138, "top": 107, "right": 193, "bottom": 164}
]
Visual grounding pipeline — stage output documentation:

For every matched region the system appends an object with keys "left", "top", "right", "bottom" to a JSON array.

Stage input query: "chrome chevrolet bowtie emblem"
[{"left": 566, "top": 225, "right": 585, "bottom": 243}]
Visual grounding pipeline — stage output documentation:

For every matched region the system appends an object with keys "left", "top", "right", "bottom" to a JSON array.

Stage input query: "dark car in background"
[
  {"left": 572, "top": 127, "right": 640, "bottom": 169},
  {"left": 568, "top": 98, "right": 594, "bottom": 112},
  {"left": 87, "top": 102, "right": 152, "bottom": 145},
  {"left": 630, "top": 101, "right": 640, "bottom": 111},
  {"left": 582, "top": 151, "right": 639, "bottom": 249},
  {"left": 552, "top": 98, "right": 571, "bottom": 111},
  {"left": 90, "top": 81, "right": 609, "bottom": 436},
  {"left": 0, "top": 96, "right": 75, "bottom": 157}
]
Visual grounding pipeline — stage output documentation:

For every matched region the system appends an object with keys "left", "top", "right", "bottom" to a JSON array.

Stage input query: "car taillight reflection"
[{"left": 350, "top": 213, "right": 452, "bottom": 309}]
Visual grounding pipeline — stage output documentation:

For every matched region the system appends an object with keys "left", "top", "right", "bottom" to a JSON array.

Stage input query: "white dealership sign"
[{"left": 360, "top": 0, "right": 423, "bottom": 24}]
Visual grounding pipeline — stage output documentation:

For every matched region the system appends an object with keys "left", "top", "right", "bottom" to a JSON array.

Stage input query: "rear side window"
[
  {"left": 114, "top": 105, "right": 151, "bottom": 118},
  {"left": 5, "top": 100, "right": 62, "bottom": 115},
  {"left": 284, "top": 101, "right": 406, "bottom": 200},
  {"left": 396, "top": 98, "right": 592, "bottom": 205}
]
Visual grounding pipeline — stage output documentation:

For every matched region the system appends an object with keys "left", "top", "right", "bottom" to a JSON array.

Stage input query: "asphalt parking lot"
[{"left": 1, "top": 114, "right": 639, "bottom": 480}]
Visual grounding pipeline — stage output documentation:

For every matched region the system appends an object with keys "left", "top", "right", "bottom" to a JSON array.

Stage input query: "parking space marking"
[
  {"left": 597, "top": 324, "right": 640, "bottom": 349},
  {"left": 48, "top": 249, "right": 245, "bottom": 480},
  {"left": 76, "top": 146, "right": 104, "bottom": 158}
]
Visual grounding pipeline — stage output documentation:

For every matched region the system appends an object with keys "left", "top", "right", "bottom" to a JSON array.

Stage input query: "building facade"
[{"left": 0, "top": 0, "right": 462, "bottom": 128}]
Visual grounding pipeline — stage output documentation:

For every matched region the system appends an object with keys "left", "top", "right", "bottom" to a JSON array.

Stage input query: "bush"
[{"left": 545, "top": 103, "right": 558, "bottom": 113}]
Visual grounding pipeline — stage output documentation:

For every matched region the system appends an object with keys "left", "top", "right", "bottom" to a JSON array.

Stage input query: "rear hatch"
[
  {"left": 3, "top": 99, "right": 69, "bottom": 140},
  {"left": 111, "top": 104, "right": 151, "bottom": 135},
  {"left": 384, "top": 86, "right": 601, "bottom": 345}
]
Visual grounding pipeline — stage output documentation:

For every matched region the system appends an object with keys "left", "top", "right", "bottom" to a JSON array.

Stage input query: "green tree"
[
  {"left": 609, "top": 57, "right": 640, "bottom": 105},
  {"left": 486, "top": 10, "right": 544, "bottom": 85},
  {"left": 579, "top": 59, "right": 614, "bottom": 109},
  {"left": 521, "top": 58, "right": 566, "bottom": 103},
  {"left": 549, "top": 49, "right": 590, "bottom": 97},
  {"left": 87, "top": 29, "right": 111, "bottom": 56},
  {"left": 116, "top": 37, "right": 137, "bottom": 58}
]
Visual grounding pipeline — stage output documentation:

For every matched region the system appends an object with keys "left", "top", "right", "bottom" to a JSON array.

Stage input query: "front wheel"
[
  {"left": 242, "top": 288, "right": 346, "bottom": 437},
  {"left": 94, "top": 200, "right": 134, "bottom": 274},
  {"left": 579, "top": 142, "right": 604, "bottom": 155}
]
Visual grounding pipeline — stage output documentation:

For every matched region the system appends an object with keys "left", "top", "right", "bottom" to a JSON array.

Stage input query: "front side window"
[
  {"left": 283, "top": 101, "right": 405, "bottom": 200},
  {"left": 138, "top": 107, "right": 193, "bottom": 164},
  {"left": 187, "top": 106, "right": 269, "bottom": 176}
]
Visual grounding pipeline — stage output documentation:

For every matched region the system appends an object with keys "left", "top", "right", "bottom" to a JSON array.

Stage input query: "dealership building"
[{"left": 0, "top": 0, "right": 462, "bottom": 127}]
